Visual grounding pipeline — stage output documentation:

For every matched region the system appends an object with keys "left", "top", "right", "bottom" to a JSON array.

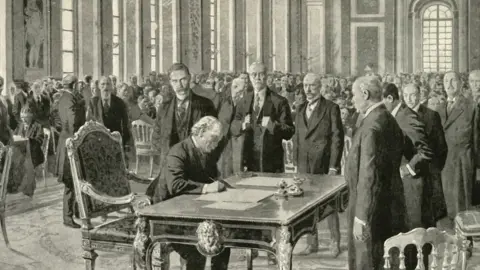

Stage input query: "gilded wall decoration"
[
  {"left": 24, "top": 0, "right": 45, "bottom": 69},
  {"left": 189, "top": 0, "right": 201, "bottom": 61}
]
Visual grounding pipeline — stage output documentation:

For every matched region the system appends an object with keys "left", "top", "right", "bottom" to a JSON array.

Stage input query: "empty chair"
[
  {"left": 384, "top": 227, "right": 468, "bottom": 270},
  {"left": 131, "top": 120, "right": 158, "bottom": 177},
  {"left": 0, "top": 142, "right": 14, "bottom": 248}
]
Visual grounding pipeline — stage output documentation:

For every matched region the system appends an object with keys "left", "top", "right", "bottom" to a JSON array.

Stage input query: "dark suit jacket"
[
  {"left": 14, "top": 121, "right": 45, "bottom": 168},
  {"left": 416, "top": 104, "right": 448, "bottom": 224},
  {"left": 394, "top": 103, "right": 433, "bottom": 176},
  {"left": 54, "top": 90, "right": 86, "bottom": 182},
  {"left": 86, "top": 95, "right": 131, "bottom": 146},
  {"left": 146, "top": 137, "right": 217, "bottom": 204},
  {"left": 27, "top": 93, "right": 51, "bottom": 128},
  {"left": 293, "top": 96, "right": 344, "bottom": 174},
  {"left": 438, "top": 95, "right": 480, "bottom": 216},
  {"left": 216, "top": 93, "right": 244, "bottom": 178},
  {"left": 151, "top": 92, "right": 216, "bottom": 169},
  {"left": 345, "top": 103, "right": 406, "bottom": 270},
  {"left": 0, "top": 98, "right": 13, "bottom": 145},
  {"left": 231, "top": 88, "right": 295, "bottom": 173},
  {"left": 13, "top": 91, "right": 28, "bottom": 125}
]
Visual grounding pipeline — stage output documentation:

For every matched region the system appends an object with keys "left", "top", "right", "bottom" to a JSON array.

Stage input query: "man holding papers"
[{"left": 146, "top": 116, "right": 230, "bottom": 270}]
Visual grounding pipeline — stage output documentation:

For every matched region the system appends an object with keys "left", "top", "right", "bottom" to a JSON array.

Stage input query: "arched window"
[
  {"left": 421, "top": 4, "right": 453, "bottom": 72},
  {"left": 210, "top": 0, "right": 217, "bottom": 70},
  {"left": 61, "top": 0, "right": 75, "bottom": 76}
]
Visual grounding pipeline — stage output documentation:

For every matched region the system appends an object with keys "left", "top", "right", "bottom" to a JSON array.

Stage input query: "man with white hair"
[
  {"left": 345, "top": 76, "right": 406, "bottom": 270},
  {"left": 146, "top": 116, "right": 230, "bottom": 270}
]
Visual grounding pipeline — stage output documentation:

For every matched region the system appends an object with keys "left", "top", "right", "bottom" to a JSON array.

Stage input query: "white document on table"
[
  {"left": 235, "top": 177, "right": 295, "bottom": 187},
  {"left": 195, "top": 188, "right": 273, "bottom": 203},
  {"left": 203, "top": 202, "right": 259, "bottom": 211}
]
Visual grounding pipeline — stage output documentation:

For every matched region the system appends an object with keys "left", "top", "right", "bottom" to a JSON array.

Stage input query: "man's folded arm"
[{"left": 166, "top": 155, "right": 205, "bottom": 196}]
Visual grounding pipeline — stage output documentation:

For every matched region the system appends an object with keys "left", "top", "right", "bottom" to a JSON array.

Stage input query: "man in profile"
[
  {"left": 345, "top": 76, "right": 406, "bottom": 270},
  {"left": 145, "top": 116, "right": 229, "bottom": 270}
]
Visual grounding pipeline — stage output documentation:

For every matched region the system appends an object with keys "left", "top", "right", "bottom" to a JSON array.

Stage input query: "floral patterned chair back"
[{"left": 66, "top": 121, "right": 133, "bottom": 227}]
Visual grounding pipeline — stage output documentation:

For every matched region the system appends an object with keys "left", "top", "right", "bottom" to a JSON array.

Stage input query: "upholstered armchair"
[{"left": 66, "top": 121, "right": 152, "bottom": 270}]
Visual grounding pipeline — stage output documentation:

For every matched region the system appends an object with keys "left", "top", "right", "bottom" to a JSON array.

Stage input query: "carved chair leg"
[
  {"left": 135, "top": 155, "right": 140, "bottom": 174},
  {"left": 0, "top": 210, "right": 9, "bottom": 248},
  {"left": 246, "top": 249, "right": 253, "bottom": 270},
  {"left": 149, "top": 156, "right": 154, "bottom": 178},
  {"left": 83, "top": 249, "right": 98, "bottom": 270}
]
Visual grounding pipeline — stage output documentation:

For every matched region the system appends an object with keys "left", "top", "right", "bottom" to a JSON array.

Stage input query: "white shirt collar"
[
  {"left": 447, "top": 96, "right": 457, "bottom": 103},
  {"left": 191, "top": 136, "right": 199, "bottom": 148},
  {"left": 391, "top": 102, "right": 402, "bottom": 117},
  {"left": 254, "top": 88, "right": 266, "bottom": 98},
  {"left": 363, "top": 101, "right": 385, "bottom": 118},
  {"left": 413, "top": 103, "right": 421, "bottom": 113}
]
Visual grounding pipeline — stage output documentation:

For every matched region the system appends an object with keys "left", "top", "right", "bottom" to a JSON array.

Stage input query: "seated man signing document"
[{"left": 146, "top": 116, "right": 230, "bottom": 270}]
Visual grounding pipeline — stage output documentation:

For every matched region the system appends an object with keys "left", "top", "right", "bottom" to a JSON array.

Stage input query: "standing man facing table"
[
  {"left": 145, "top": 116, "right": 229, "bottom": 270},
  {"left": 293, "top": 73, "right": 344, "bottom": 256},
  {"left": 346, "top": 76, "right": 407, "bottom": 270}
]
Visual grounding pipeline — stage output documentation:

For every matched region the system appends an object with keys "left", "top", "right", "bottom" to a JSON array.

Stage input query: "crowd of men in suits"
[{"left": 1, "top": 62, "right": 480, "bottom": 269}]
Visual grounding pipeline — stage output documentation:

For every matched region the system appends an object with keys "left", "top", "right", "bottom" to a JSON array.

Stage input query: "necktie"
[
  {"left": 447, "top": 100, "right": 455, "bottom": 115},
  {"left": 306, "top": 102, "right": 315, "bottom": 119},
  {"left": 103, "top": 100, "right": 110, "bottom": 112},
  {"left": 177, "top": 101, "right": 186, "bottom": 121},
  {"left": 254, "top": 93, "right": 260, "bottom": 113}
]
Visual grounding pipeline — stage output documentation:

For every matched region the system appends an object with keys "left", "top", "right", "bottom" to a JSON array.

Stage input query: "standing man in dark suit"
[
  {"left": 440, "top": 71, "right": 480, "bottom": 225},
  {"left": 216, "top": 78, "right": 246, "bottom": 178},
  {"left": 86, "top": 76, "right": 131, "bottom": 149},
  {"left": 293, "top": 73, "right": 344, "bottom": 257},
  {"left": 403, "top": 83, "right": 448, "bottom": 227},
  {"left": 27, "top": 80, "right": 51, "bottom": 129},
  {"left": 346, "top": 76, "right": 406, "bottom": 270},
  {"left": 231, "top": 62, "right": 295, "bottom": 173},
  {"left": 382, "top": 83, "right": 433, "bottom": 230},
  {"left": 150, "top": 63, "right": 216, "bottom": 185},
  {"left": 55, "top": 75, "right": 86, "bottom": 229}
]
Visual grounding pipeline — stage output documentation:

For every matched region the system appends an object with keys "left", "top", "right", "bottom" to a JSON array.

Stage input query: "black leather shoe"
[{"left": 63, "top": 219, "right": 81, "bottom": 229}]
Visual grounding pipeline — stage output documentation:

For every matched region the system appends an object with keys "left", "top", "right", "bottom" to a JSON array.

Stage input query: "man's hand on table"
[{"left": 203, "top": 181, "right": 226, "bottom": 194}]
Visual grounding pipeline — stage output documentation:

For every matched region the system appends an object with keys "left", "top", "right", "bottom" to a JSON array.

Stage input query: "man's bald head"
[{"left": 352, "top": 76, "right": 383, "bottom": 113}]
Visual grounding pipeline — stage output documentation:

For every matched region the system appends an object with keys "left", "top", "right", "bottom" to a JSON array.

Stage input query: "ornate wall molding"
[
  {"left": 351, "top": 0, "right": 385, "bottom": 18},
  {"left": 188, "top": 0, "right": 200, "bottom": 61},
  {"left": 350, "top": 22, "right": 385, "bottom": 75}
]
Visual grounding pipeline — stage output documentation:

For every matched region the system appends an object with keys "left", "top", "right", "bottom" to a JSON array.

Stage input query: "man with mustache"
[
  {"left": 150, "top": 63, "right": 216, "bottom": 178},
  {"left": 146, "top": 116, "right": 230, "bottom": 270}
]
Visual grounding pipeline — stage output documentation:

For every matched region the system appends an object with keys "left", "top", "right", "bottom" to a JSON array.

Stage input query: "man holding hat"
[{"left": 54, "top": 74, "right": 86, "bottom": 228}]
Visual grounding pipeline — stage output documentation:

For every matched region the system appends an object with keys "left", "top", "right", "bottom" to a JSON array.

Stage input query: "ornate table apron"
[{"left": 133, "top": 186, "right": 348, "bottom": 270}]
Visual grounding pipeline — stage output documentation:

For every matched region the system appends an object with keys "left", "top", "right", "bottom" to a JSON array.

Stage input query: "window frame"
[
  {"left": 420, "top": 3, "right": 454, "bottom": 72},
  {"left": 209, "top": 0, "right": 217, "bottom": 70},
  {"left": 150, "top": 0, "right": 158, "bottom": 73},
  {"left": 61, "top": 0, "right": 77, "bottom": 76},
  {"left": 112, "top": 0, "right": 124, "bottom": 80}
]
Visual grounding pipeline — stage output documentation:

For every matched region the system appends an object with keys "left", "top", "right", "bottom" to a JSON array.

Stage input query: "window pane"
[
  {"left": 112, "top": 55, "right": 120, "bottom": 77},
  {"left": 62, "top": 52, "right": 74, "bottom": 73},
  {"left": 151, "top": 48, "right": 156, "bottom": 56},
  {"left": 62, "top": 10, "right": 73, "bottom": 30},
  {"left": 62, "top": 31, "right": 74, "bottom": 51},
  {"left": 151, "top": 5, "right": 156, "bottom": 21},
  {"left": 113, "top": 0, "right": 119, "bottom": 16},
  {"left": 62, "top": 0, "right": 73, "bottom": 10},
  {"left": 113, "top": 17, "right": 120, "bottom": 35},
  {"left": 151, "top": 58, "right": 156, "bottom": 71},
  {"left": 113, "top": 35, "right": 120, "bottom": 54},
  {"left": 151, "top": 24, "right": 156, "bottom": 38}
]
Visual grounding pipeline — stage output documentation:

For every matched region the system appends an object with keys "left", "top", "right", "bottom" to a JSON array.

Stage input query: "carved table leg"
[
  {"left": 82, "top": 240, "right": 98, "bottom": 270},
  {"left": 150, "top": 242, "right": 171, "bottom": 270},
  {"left": 276, "top": 226, "right": 293, "bottom": 270},
  {"left": 133, "top": 216, "right": 151, "bottom": 270},
  {"left": 245, "top": 249, "right": 252, "bottom": 270}
]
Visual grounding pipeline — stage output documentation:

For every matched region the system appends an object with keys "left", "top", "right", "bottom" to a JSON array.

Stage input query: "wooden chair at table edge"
[
  {"left": 131, "top": 119, "right": 158, "bottom": 178},
  {"left": 383, "top": 227, "right": 468, "bottom": 270},
  {"left": 66, "top": 120, "right": 153, "bottom": 270},
  {"left": 0, "top": 142, "right": 13, "bottom": 248}
]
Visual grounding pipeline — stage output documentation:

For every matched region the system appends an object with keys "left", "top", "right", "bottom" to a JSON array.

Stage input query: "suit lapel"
[
  {"left": 261, "top": 90, "right": 273, "bottom": 119},
  {"left": 244, "top": 91, "right": 254, "bottom": 116},
  {"left": 163, "top": 98, "right": 175, "bottom": 136},
  {"left": 96, "top": 98, "right": 104, "bottom": 124},
  {"left": 306, "top": 97, "right": 328, "bottom": 137},
  {"left": 444, "top": 98, "right": 464, "bottom": 129},
  {"left": 186, "top": 93, "right": 194, "bottom": 128}
]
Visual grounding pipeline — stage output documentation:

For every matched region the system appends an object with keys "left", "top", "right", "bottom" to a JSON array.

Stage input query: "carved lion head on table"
[{"left": 196, "top": 220, "right": 224, "bottom": 256}]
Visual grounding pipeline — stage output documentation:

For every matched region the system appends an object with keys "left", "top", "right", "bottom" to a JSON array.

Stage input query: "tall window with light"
[
  {"left": 421, "top": 4, "right": 453, "bottom": 72},
  {"left": 61, "top": 0, "right": 75, "bottom": 75},
  {"left": 210, "top": 0, "right": 217, "bottom": 70},
  {"left": 112, "top": 0, "right": 122, "bottom": 78},
  {"left": 150, "top": 0, "right": 157, "bottom": 72}
]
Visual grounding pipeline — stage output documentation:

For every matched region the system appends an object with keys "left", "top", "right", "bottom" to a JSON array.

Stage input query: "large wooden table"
[{"left": 133, "top": 172, "right": 348, "bottom": 270}]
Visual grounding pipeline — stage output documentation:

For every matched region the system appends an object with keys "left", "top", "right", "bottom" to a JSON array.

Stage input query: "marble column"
[
  {"left": 186, "top": 0, "right": 202, "bottom": 72},
  {"left": 78, "top": 0, "right": 95, "bottom": 78},
  {"left": 256, "top": 0, "right": 263, "bottom": 63},
  {"left": 141, "top": 0, "right": 151, "bottom": 76},
  {"left": 458, "top": 0, "right": 468, "bottom": 72},
  {"left": 124, "top": 0, "right": 140, "bottom": 80},
  {"left": 160, "top": 0, "right": 173, "bottom": 72},
  {"left": 306, "top": 0, "right": 326, "bottom": 73},
  {"left": 172, "top": 0, "right": 181, "bottom": 63},
  {"left": 327, "top": 0, "right": 342, "bottom": 74},
  {"left": 272, "top": 0, "right": 289, "bottom": 72},
  {"left": 289, "top": 0, "right": 303, "bottom": 73},
  {"left": 395, "top": 0, "right": 404, "bottom": 73},
  {"left": 246, "top": 0, "right": 259, "bottom": 67},
  {"left": 217, "top": 0, "right": 230, "bottom": 71},
  {"left": 469, "top": 0, "right": 480, "bottom": 70},
  {"left": 0, "top": 0, "right": 13, "bottom": 95},
  {"left": 228, "top": 0, "right": 236, "bottom": 71},
  {"left": 235, "top": 0, "right": 246, "bottom": 71},
  {"left": 12, "top": 0, "right": 26, "bottom": 81},
  {"left": 92, "top": 0, "right": 113, "bottom": 78}
]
